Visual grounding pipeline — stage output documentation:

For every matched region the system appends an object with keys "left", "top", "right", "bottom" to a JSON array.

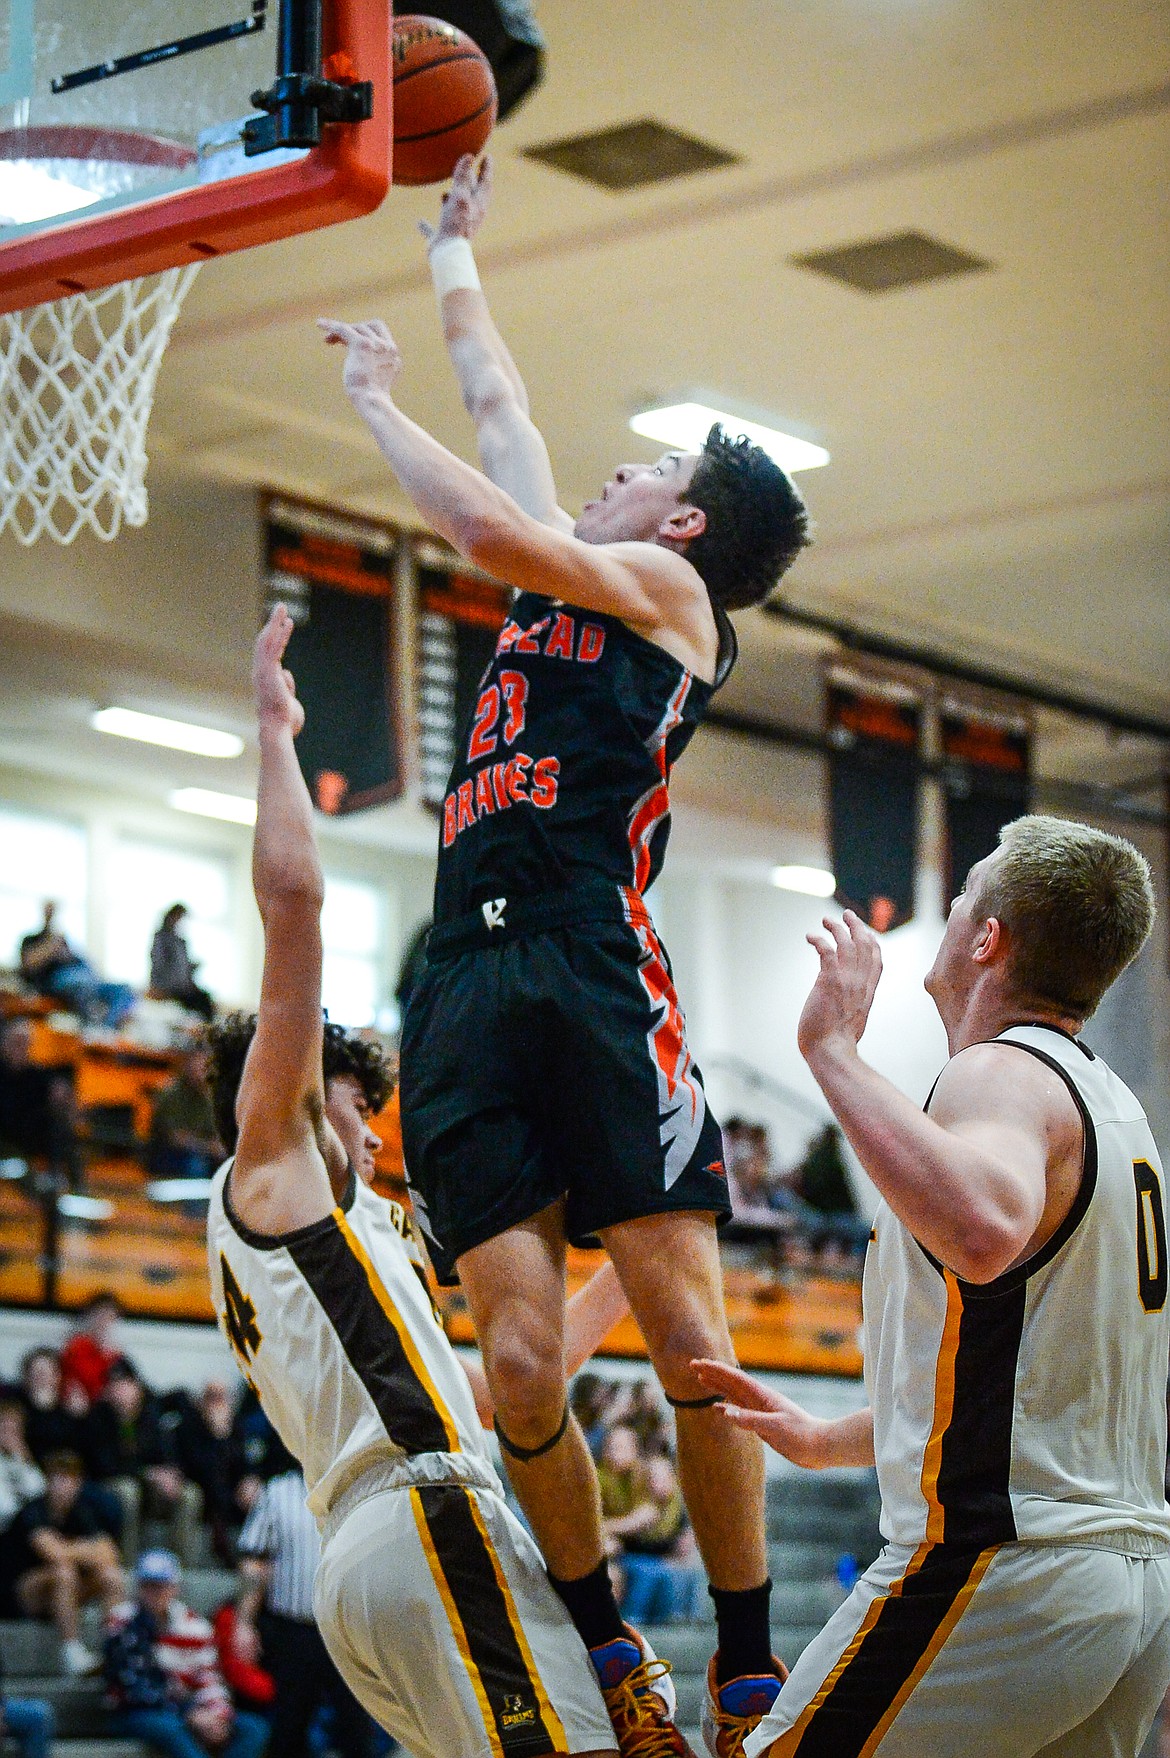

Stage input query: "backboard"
[{"left": 0, "top": 0, "right": 390, "bottom": 313}]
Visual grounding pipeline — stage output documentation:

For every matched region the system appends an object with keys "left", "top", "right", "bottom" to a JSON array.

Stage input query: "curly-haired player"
[{"left": 206, "top": 606, "right": 629, "bottom": 1758}]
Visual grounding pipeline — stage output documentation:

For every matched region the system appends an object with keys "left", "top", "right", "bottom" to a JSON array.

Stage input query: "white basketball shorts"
[
  {"left": 743, "top": 1539, "right": 1170, "bottom": 1758},
  {"left": 314, "top": 1477, "right": 617, "bottom": 1758}
]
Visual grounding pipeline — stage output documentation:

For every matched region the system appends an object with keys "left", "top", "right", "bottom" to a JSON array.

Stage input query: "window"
[
  {"left": 104, "top": 838, "right": 239, "bottom": 1000},
  {"left": 0, "top": 805, "right": 88, "bottom": 968},
  {"left": 321, "top": 874, "right": 384, "bottom": 1027}
]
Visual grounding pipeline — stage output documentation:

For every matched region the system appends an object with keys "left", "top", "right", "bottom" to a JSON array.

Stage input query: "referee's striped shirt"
[{"left": 237, "top": 1469, "right": 320, "bottom": 1623}]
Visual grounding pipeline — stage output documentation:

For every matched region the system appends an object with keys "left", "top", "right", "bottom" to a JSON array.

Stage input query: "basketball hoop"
[{"left": 0, "top": 128, "right": 201, "bottom": 544}]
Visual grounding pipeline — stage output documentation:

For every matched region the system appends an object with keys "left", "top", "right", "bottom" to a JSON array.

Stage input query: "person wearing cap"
[
  {"left": 104, "top": 1548, "right": 268, "bottom": 1758},
  {"left": 0, "top": 1447, "right": 123, "bottom": 1676}
]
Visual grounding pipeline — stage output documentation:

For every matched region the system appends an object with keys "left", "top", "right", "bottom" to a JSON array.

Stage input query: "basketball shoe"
[
  {"left": 701, "top": 1656, "right": 787, "bottom": 1758},
  {"left": 590, "top": 1625, "right": 695, "bottom": 1756}
]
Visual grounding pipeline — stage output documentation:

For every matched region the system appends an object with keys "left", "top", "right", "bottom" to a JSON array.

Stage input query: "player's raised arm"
[
  {"left": 797, "top": 911, "right": 1053, "bottom": 1283},
  {"left": 231, "top": 607, "right": 338, "bottom": 1223},
  {"left": 318, "top": 320, "right": 712, "bottom": 667},
  {"left": 422, "top": 155, "right": 572, "bottom": 531}
]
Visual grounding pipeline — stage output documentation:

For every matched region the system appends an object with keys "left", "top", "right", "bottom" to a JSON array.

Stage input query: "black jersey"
[{"left": 433, "top": 591, "right": 734, "bottom": 924}]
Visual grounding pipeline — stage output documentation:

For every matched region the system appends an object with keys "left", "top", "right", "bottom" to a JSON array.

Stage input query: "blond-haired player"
[
  {"left": 206, "top": 607, "right": 628, "bottom": 1758},
  {"left": 697, "top": 816, "right": 1170, "bottom": 1757}
]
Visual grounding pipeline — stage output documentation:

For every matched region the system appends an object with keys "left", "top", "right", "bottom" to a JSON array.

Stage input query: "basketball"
[{"left": 391, "top": 16, "right": 497, "bottom": 187}]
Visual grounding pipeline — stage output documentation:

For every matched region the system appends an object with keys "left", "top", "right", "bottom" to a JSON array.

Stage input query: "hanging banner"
[
  {"left": 415, "top": 541, "right": 512, "bottom": 811},
  {"left": 263, "top": 495, "right": 402, "bottom": 816},
  {"left": 826, "top": 674, "right": 921, "bottom": 931},
  {"left": 940, "top": 703, "right": 1031, "bottom": 901}
]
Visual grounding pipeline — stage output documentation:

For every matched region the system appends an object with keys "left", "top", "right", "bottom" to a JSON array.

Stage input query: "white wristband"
[{"left": 429, "top": 236, "right": 481, "bottom": 301}]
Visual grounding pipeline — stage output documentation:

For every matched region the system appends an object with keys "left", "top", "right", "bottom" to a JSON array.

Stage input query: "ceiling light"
[
  {"left": 630, "top": 403, "right": 829, "bottom": 473},
  {"left": 92, "top": 707, "right": 244, "bottom": 759},
  {"left": 169, "top": 787, "right": 257, "bottom": 825},
  {"left": 0, "top": 163, "right": 101, "bottom": 226},
  {"left": 771, "top": 865, "right": 837, "bottom": 897}
]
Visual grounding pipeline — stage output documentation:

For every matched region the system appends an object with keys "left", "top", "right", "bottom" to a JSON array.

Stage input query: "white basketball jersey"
[
  {"left": 207, "top": 1162, "right": 497, "bottom": 1520},
  {"left": 866, "top": 1024, "right": 1170, "bottom": 1555}
]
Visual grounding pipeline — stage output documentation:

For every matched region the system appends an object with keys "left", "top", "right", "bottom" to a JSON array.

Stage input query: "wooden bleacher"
[{"left": 0, "top": 1011, "right": 863, "bottom": 1377}]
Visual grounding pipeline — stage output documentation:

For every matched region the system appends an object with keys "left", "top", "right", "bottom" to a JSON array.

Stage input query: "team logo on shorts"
[{"left": 501, "top": 1694, "right": 537, "bottom": 1730}]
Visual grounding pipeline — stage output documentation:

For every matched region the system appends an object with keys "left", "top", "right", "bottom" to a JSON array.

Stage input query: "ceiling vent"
[
  {"left": 791, "top": 229, "right": 991, "bottom": 293},
  {"left": 522, "top": 118, "right": 739, "bottom": 190}
]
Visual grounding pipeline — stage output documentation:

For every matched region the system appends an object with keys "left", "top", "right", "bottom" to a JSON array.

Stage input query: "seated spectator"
[
  {"left": 0, "top": 1398, "right": 44, "bottom": 1527},
  {"left": 83, "top": 1360, "right": 200, "bottom": 1565},
  {"left": 228, "top": 1385, "right": 295, "bottom": 1520},
  {"left": 235, "top": 1469, "right": 375, "bottom": 1758},
  {"left": 788, "top": 1122, "right": 872, "bottom": 1262},
  {"left": 570, "top": 1371, "right": 613, "bottom": 1459},
  {"left": 60, "top": 1291, "right": 126, "bottom": 1408},
  {"left": 18, "top": 1347, "right": 88, "bottom": 1467},
  {"left": 0, "top": 1647, "right": 55, "bottom": 1758},
  {"left": 620, "top": 1454, "right": 703, "bottom": 1625},
  {"left": 104, "top": 1549, "right": 268, "bottom": 1758},
  {"left": 722, "top": 1119, "right": 792, "bottom": 1232},
  {"left": 212, "top": 1599, "right": 276, "bottom": 1721},
  {"left": 149, "top": 906, "right": 215, "bottom": 1022},
  {"left": 0, "top": 1017, "right": 80, "bottom": 1184},
  {"left": 19, "top": 901, "right": 135, "bottom": 1030},
  {"left": 148, "top": 1044, "right": 223, "bottom": 1184},
  {"left": 172, "top": 1381, "right": 237, "bottom": 1562},
  {"left": 597, "top": 1427, "right": 701, "bottom": 1625},
  {"left": 0, "top": 1448, "right": 124, "bottom": 1676}
]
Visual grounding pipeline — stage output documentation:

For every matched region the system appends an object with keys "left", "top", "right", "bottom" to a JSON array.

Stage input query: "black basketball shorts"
[{"left": 399, "top": 901, "right": 731, "bottom": 1285}]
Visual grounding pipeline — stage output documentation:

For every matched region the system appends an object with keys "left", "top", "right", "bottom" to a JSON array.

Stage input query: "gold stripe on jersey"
[
  {"left": 767, "top": 1543, "right": 932, "bottom": 1754},
  {"left": 462, "top": 1484, "right": 568, "bottom": 1752},
  {"left": 334, "top": 1207, "right": 461, "bottom": 1455},
  {"left": 920, "top": 1269, "right": 962, "bottom": 1545},
  {"left": 855, "top": 1545, "right": 997, "bottom": 1757},
  {"left": 410, "top": 1487, "right": 505, "bottom": 1758}
]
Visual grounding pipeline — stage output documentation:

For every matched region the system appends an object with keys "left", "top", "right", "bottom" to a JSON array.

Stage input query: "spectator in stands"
[
  {"left": 597, "top": 1426, "right": 701, "bottom": 1625},
  {"left": 19, "top": 901, "right": 135, "bottom": 1030},
  {"left": 104, "top": 1548, "right": 268, "bottom": 1758},
  {"left": 60, "top": 1292, "right": 125, "bottom": 1407},
  {"left": 228, "top": 1385, "right": 294, "bottom": 1519},
  {"left": 788, "top": 1122, "right": 871, "bottom": 1262},
  {"left": 84, "top": 1360, "right": 200, "bottom": 1566},
  {"left": 570, "top": 1371, "right": 613, "bottom": 1459},
  {"left": 235, "top": 1468, "right": 376, "bottom": 1758},
  {"left": 0, "top": 1648, "right": 55, "bottom": 1758},
  {"left": 0, "top": 1398, "right": 44, "bottom": 1526},
  {"left": 149, "top": 906, "right": 215, "bottom": 1022},
  {"left": 212, "top": 1597, "right": 276, "bottom": 1723},
  {"left": 621, "top": 1453, "right": 703, "bottom": 1624},
  {"left": 148, "top": 1044, "right": 223, "bottom": 1185},
  {"left": 723, "top": 1118, "right": 784, "bottom": 1222},
  {"left": 18, "top": 1347, "right": 88, "bottom": 1467},
  {"left": 173, "top": 1381, "right": 237, "bottom": 1563},
  {"left": 0, "top": 1016, "right": 81, "bottom": 1185},
  {"left": 0, "top": 1448, "right": 123, "bottom": 1676}
]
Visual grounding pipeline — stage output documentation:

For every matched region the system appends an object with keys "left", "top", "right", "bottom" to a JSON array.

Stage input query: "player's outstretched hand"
[
  {"left": 796, "top": 909, "right": 882, "bottom": 1067},
  {"left": 252, "top": 604, "right": 304, "bottom": 738},
  {"left": 418, "top": 152, "right": 493, "bottom": 250},
  {"left": 690, "top": 1359, "right": 834, "bottom": 1469},
  {"left": 317, "top": 318, "right": 403, "bottom": 403}
]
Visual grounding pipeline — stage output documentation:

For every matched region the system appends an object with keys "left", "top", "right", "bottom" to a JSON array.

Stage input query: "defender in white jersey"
[
  {"left": 695, "top": 815, "right": 1170, "bottom": 1757},
  {"left": 205, "top": 607, "right": 621, "bottom": 1758}
]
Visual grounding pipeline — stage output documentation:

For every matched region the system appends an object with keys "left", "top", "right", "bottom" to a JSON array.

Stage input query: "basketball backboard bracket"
[{"left": 245, "top": 0, "right": 372, "bottom": 155}]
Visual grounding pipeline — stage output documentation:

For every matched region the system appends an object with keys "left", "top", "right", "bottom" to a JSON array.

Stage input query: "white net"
[{"left": 0, "top": 265, "right": 200, "bottom": 544}]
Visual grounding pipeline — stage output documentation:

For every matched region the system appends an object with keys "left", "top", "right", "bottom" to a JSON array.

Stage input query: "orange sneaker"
[
  {"left": 701, "top": 1656, "right": 787, "bottom": 1758},
  {"left": 589, "top": 1626, "right": 696, "bottom": 1757}
]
